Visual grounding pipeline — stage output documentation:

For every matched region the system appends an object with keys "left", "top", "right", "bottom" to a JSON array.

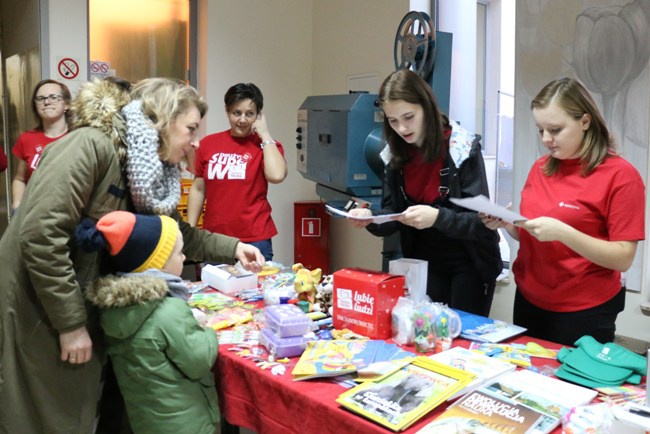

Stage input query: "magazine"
[
  {"left": 477, "top": 370, "right": 597, "bottom": 433},
  {"left": 336, "top": 357, "right": 475, "bottom": 431},
  {"left": 428, "top": 346, "right": 517, "bottom": 399},
  {"left": 291, "top": 340, "right": 383, "bottom": 381},
  {"left": 416, "top": 388, "right": 546, "bottom": 434},
  {"left": 454, "top": 309, "right": 527, "bottom": 343}
]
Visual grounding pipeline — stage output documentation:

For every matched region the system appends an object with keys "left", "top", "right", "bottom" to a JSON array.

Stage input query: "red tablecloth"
[{"left": 215, "top": 334, "right": 565, "bottom": 434}]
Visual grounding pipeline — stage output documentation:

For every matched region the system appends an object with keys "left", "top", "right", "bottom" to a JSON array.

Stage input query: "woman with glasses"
[
  {"left": 11, "top": 79, "right": 72, "bottom": 211},
  {"left": 187, "top": 82, "right": 287, "bottom": 261},
  {"left": 0, "top": 77, "right": 265, "bottom": 434},
  {"left": 347, "top": 69, "right": 502, "bottom": 316}
]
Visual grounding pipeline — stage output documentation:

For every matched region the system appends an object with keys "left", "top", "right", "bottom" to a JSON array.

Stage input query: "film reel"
[{"left": 393, "top": 11, "right": 436, "bottom": 79}]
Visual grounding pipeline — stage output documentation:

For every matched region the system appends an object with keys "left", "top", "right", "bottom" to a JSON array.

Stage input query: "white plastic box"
[
  {"left": 201, "top": 264, "right": 258, "bottom": 296},
  {"left": 264, "top": 304, "right": 312, "bottom": 338}
]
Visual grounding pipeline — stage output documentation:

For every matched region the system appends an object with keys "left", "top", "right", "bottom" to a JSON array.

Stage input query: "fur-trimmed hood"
[
  {"left": 87, "top": 274, "right": 170, "bottom": 339},
  {"left": 70, "top": 79, "right": 130, "bottom": 162},
  {"left": 86, "top": 274, "right": 169, "bottom": 308}
]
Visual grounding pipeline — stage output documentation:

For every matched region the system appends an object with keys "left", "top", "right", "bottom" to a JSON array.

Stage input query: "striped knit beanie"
[{"left": 76, "top": 211, "right": 178, "bottom": 272}]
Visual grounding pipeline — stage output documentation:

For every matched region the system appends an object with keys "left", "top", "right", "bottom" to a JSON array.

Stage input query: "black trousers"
[
  {"left": 513, "top": 287, "right": 625, "bottom": 346},
  {"left": 425, "top": 257, "right": 495, "bottom": 317}
]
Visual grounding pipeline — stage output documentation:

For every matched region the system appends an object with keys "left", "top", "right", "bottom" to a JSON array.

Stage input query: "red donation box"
[
  {"left": 294, "top": 201, "right": 330, "bottom": 274},
  {"left": 332, "top": 268, "right": 405, "bottom": 339}
]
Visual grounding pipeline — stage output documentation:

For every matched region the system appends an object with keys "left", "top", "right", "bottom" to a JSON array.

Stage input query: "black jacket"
[{"left": 367, "top": 121, "right": 502, "bottom": 284}]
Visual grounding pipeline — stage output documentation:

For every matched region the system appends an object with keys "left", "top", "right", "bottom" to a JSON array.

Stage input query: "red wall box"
[
  {"left": 332, "top": 268, "right": 405, "bottom": 339},
  {"left": 294, "top": 201, "right": 330, "bottom": 274}
]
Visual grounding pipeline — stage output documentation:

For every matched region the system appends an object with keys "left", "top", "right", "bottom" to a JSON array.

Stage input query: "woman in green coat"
[{"left": 0, "top": 78, "right": 263, "bottom": 434}]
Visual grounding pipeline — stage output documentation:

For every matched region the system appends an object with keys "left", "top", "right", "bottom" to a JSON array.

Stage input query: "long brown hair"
[
  {"left": 531, "top": 77, "right": 615, "bottom": 176},
  {"left": 378, "top": 69, "right": 446, "bottom": 169}
]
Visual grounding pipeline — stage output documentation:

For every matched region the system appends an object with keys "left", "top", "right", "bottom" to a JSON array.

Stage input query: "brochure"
[
  {"left": 454, "top": 309, "right": 527, "bottom": 343},
  {"left": 428, "top": 346, "right": 517, "bottom": 399},
  {"left": 417, "top": 388, "right": 546, "bottom": 434}
]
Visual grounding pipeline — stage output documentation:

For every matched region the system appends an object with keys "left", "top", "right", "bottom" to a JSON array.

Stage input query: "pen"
[{"left": 628, "top": 407, "right": 650, "bottom": 418}]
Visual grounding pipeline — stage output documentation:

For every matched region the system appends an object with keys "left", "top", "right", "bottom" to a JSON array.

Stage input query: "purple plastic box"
[
  {"left": 264, "top": 304, "right": 312, "bottom": 338},
  {"left": 260, "top": 327, "right": 310, "bottom": 358}
]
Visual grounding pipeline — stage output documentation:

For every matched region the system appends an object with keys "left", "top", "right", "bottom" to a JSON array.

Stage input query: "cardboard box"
[
  {"left": 332, "top": 268, "right": 405, "bottom": 339},
  {"left": 201, "top": 264, "right": 258, "bottom": 296}
]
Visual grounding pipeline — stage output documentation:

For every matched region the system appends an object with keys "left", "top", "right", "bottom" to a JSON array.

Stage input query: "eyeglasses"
[{"left": 34, "top": 94, "right": 63, "bottom": 104}]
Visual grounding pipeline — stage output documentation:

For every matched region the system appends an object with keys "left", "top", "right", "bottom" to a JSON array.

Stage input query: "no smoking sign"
[{"left": 57, "top": 57, "right": 79, "bottom": 80}]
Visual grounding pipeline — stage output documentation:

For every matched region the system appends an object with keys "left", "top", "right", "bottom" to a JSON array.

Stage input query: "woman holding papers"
[
  {"left": 348, "top": 69, "right": 502, "bottom": 316},
  {"left": 482, "top": 77, "right": 645, "bottom": 346}
]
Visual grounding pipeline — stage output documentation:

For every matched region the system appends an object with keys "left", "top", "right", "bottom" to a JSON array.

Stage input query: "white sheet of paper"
[
  {"left": 449, "top": 195, "right": 527, "bottom": 224},
  {"left": 325, "top": 204, "right": 404, "bottom": 224}
]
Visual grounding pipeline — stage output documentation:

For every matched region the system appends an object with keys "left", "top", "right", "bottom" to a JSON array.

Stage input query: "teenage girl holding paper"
[
  {"left": 348, "top": 69, "right": 502, "bottom": 316},
  {"left": 482, "top": 78, "right": 645, "bottom": 345}
]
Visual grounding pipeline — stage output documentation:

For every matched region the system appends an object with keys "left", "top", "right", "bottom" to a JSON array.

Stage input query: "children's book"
[
  {"left": 416, "top": 388, "right": 546, "bottom": 434},
  {"left": 468, "top": 342, "right": 532, "bottom": 367},
  {"left": 472, "top": 369, "right": 597, "bottom": 433},
  {"left": 454, "top": 309, "right": 527, "bottom": 343},
  {"left": 428, "top": 346, "right": 517, "bottom": 400},
  {"left": 336, "top": 357, "right": 475, "bottom": 431},
  {"left": 291, "top": 340, "right": 383, "bottom": 381}
]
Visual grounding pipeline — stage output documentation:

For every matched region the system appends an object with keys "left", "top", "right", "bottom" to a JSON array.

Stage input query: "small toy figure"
[
  {"left": 292, "top": 263, "right": 322, "bottom": 311},
  {"left": 313, "top": 274, "right": 333, "bottom": 315}
]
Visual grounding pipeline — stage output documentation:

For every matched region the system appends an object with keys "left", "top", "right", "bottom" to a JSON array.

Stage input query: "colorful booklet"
[
  {"left": 454, "top": 309, "right": 527, "bottom": 343},
  {"left": 428, "top": 346, "right": 517, "bottom": 399},
  {"left": 336, "top": 357, "right": 475, "bottom": 431},
  {"left": 416, "top": 388, "right": 546, "bottom": 434},
  {"left": 468, "top": 342, "right": 532, "bottom": 367},
  {"left": 291, "top": 340, "right": 383, "bottom": 381}
]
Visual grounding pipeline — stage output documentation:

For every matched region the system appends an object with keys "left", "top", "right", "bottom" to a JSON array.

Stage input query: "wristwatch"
[{"left": 260, "top": 139, "right": 277, "bottom": 149}]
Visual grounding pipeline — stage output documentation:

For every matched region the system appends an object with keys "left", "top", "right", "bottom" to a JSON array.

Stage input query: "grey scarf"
[{"left": 122, "top": 100, "right": 180, "bottom": 215}]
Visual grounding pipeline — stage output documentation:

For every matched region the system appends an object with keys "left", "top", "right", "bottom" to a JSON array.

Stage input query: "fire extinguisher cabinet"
[{"left": 294, "top": 201, "right": 330, "bottom": 274}]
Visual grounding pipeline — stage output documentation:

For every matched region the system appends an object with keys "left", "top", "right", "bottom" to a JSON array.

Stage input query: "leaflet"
[
  {"left": 325, "top": 204, "right": 404, "bottom": 225},
  {"left": 450, "top": 195, "right": 527, "bottom": 224}
]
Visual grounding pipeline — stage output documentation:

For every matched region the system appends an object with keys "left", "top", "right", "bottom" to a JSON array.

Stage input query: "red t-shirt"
[
  {"left": 513, "top": 156, "right": 645, "bottom": 312},
  {"left": 194, "top": 130, "right": 285, "bottom": 242},
  {"left": 12, "top": 130, "right": 67, "bottom": 181},
  {"left": 403, "top": 129, "right": 451, "bottom": 204}
]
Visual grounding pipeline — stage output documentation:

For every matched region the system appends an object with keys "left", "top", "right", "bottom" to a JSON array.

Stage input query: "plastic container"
[
  {"left": 260, "top": 327, "right": 311, "bottom": 358},
  {"left": 264, "top": 304, "right": 312, "bottom": 338}
]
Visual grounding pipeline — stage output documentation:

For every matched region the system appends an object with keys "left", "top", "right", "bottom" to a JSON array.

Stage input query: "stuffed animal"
[
  {"left": 313, "top": 274, "right": 333, "bottom": 315},
  {"left": 292, "top": 263, "right": 322, "bottom": 310}
]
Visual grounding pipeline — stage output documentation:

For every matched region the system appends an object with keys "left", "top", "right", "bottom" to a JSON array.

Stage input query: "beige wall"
[
  {"left": 311, "top": 0, "right": 409, "bottom": 271},
  {"left": 200, "top": 0, "right": 408, "bottom": 271},
  {"left": 199, "top": 0, "right": 316, "bottom": 266}
]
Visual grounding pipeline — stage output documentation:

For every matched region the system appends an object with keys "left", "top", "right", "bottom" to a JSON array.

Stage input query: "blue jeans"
[{"left": 248, "top": 239, "right": 273, "bottom": 262}]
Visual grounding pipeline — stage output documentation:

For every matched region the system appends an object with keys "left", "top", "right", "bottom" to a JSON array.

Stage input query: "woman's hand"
[
  {"left": 394, "top": 205, "right": 438, "bottom": 230},
  {"left": 348, "top": 207, "right": 373, "bottom": 228},
  {"left": 252, "top": 113, "right": 271, "bottom": 140},
  {"left": 520, "top": 217, "right": 570, "bottom": 242},
  {"left": 235, "top": 242, "right": 265, "bottom": 273},
  {"left": 60, "top": 326, "right": 93, "bottom": 365}
]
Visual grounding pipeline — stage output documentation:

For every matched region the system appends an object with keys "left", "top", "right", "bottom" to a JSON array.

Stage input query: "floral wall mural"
[{"left": 514, "top": 0, "right": 650, "bottom": 293}]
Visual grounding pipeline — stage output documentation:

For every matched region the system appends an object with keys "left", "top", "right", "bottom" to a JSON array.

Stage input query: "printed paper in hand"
[
  {"left": 325, "top": 204, "right": 404, "bottom": 225},
  {"left": 450, "top": 195, "right": 527, "bottom": 224}
]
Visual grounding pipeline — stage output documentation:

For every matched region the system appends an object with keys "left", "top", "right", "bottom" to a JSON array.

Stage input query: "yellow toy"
[{"left": 292, "top": 263, "right": 322, "bottom": 311}]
